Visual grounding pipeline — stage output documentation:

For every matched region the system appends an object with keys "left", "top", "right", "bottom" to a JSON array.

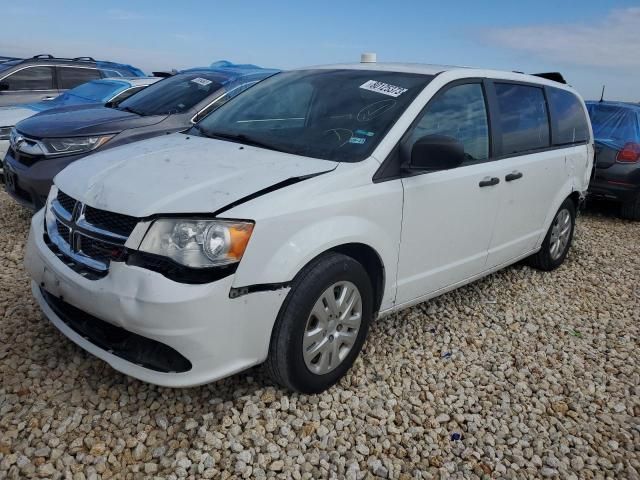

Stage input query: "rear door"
[
  {"left": 57, "top": 66, "right": 101, "bottom": 92},
  {"left": 0, "top": 66, "right": 58, "bottom": 106},
  {"left": 485, "top": 81, "right": 567, "bottom": 268},
  {"left": 395, "top": 81, "right": 503, "bottom": 305}
]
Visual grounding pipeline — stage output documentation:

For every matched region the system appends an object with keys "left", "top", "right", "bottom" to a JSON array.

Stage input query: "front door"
[{"left": 395, "top": 81, "right": 502, "bottom": 306}]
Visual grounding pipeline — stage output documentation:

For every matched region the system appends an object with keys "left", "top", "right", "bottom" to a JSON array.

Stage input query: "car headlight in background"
[
  {"left": 40, "top": 135, "right": 113, "bottom": 156},
  {"left": 0, "top": 126, "right": 12, "bottom": 140},
  {"left": 139, "top": 219, "right": 254, "bottom": 268}
]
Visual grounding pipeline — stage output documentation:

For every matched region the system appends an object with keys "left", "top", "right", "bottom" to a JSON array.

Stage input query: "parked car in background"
[
  {"left": 0, "top": 77, "right": 159, "bottom": 167},
  {"left": 586, "top": 101, "right": 640, "bottom": 219},
  {"left": 24, "top": 60, "right": 593, "bottom": 393},
  {"left": 0, "top": 54, "right": 145, "bottom": 107},
  {"left": 3, "top": 63, "right": 278, "bottom": 210}
]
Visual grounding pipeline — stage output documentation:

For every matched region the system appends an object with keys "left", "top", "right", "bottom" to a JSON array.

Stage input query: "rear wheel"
[
  {"left": 621, "top": 195, "right": 640, "bottom": 220},
  {"left": 528, "top": 198, "right": 576, "bottom": 271},
  {"left": 266, "top": 252, "right": 373, "bottom": 393}
]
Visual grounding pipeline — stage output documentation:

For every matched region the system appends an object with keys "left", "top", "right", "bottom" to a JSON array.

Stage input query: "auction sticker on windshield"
[
  {"left": 360, "top": 80, "right": 408, "bottom": 97},
  {"left": 191, "top": 78, "right": 213, "bottom": 86}
]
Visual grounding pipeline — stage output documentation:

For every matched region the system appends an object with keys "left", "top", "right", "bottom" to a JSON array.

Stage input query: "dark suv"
[
  {"left": 4, "top": 64, "right": 278, "bottom": 210},
  {"left": 0, "top": 54, "right": 145, "bottom": 107}
]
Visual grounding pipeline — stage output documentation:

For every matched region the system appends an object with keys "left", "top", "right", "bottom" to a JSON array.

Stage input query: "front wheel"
[
  {"left": 265, "top": 252, "right": 373, "bottom": 393},
  {"left": 528, "top": 198, "right": 576, "bottom": 271}
]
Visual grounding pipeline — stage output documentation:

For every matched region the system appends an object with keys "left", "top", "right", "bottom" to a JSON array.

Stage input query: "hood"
[
  {"left": 16, "top": 105, "right": 167, "bottom": 138},
  {"left": 55, "top": 134, "right": 337, "bottom": 217},
  {"left": 0, "top": 106, "right": 35, "bottom": 128}
]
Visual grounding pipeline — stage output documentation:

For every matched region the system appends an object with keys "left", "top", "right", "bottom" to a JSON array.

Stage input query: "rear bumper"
[{"left": 589, "top": 163, "right": 640, "bottom": 203}]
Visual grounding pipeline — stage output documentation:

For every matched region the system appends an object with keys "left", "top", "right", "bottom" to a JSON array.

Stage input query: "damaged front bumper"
[{"left": 25, "top": 209, "right": 289, "bottom": 387}]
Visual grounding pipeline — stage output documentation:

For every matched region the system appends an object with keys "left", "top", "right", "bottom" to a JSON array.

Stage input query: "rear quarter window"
[
  {"left": 547, "top": 88, "right": 589, "bottom": 145},
  {"left": 58, "top": 67, "right": 101, "bottom": 89},
  {"left": 495, "top": 83, "right": 550, "bottom": 155}
]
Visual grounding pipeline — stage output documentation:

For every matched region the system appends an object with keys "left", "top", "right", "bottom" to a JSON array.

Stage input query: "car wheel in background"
[
  {"left": 266, "top": 252, "right": 373, "bottom": 393},
  {"left": 528, "top": 198, "right": 576, "bottom": 271},
  {"left": 620, "top": 195, "right": 640, "bottom": 221}
]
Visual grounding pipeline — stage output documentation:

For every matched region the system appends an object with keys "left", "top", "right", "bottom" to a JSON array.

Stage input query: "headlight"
[
  {"left": 40, "top": 135, "right": 113, "bottom": 156},
  {"left": 0, "top": 126, "right": 11, "bottom": 140},
  {"left": 139, "top": 218, "right": 254, "bottom": 268}
]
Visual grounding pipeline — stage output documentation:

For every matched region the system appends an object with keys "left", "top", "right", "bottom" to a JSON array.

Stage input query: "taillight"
[{"left": 617, "top": 142, "right": 640, "bottom": 163}]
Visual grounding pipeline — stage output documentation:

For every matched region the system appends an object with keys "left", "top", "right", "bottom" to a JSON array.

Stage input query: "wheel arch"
[{"left": 326, "top": 243, "right": 386, "bottom": 316}]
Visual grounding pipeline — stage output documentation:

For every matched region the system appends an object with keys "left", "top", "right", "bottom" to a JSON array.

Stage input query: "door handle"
[
  {"left": 479, "top": 176, "right": 500, "bottom": 187},
  {"left": 505, "top": 171, "right": 523, "bottom": 182}
]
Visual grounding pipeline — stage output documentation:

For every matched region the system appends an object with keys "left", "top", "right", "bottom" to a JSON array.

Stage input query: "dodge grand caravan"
[{"left": 25, "top": 61, "right": 593, "bottom": 393}]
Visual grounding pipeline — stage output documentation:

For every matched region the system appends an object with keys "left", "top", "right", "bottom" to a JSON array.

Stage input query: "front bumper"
[
  {"left": 3, "top": 148, "right": 83, "bottom": 211},
  {"left": 25, "top": 209, "right": 289, "bottom": 387},
  {"left": 0, "top": 139, "right": 8, "bottom": 179}
]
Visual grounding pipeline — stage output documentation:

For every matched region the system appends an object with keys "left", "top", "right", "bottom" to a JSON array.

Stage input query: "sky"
[{"left": 1, "top": 0, "right": 638, "bottom": 101}]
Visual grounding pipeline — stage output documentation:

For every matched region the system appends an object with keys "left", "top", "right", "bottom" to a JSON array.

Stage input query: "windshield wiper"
[{"left": 197, "top": 129, "right": 286, "bottom": 153}]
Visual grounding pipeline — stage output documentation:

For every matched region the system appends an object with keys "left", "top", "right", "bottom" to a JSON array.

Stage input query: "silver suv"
[{"left": 0, "top": 54, "right": 145, "bottom": 107}]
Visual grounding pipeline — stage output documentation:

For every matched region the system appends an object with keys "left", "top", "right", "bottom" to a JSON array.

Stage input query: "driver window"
[{"left": 410, "top": 83, "right": 489, "bottom": 163}]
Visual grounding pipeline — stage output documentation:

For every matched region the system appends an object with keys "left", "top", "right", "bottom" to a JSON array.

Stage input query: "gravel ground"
[{"left": 0, "top": 190, "right": 639, "bottom": 480}]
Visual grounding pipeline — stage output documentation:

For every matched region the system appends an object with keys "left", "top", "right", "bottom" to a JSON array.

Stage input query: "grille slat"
[
  {"left": 56, "top": 191, "right": 76, "bottom": 214},
  {"left": 84, "top": 205, "right": 138, "bottom": 237},
  {"left": 47, "top": 191, "right": 139, "bottom": 277}
]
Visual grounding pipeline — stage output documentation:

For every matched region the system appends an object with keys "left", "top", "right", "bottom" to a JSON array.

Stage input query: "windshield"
[
  {"left": 57, "top": 80, "right": 127, "bottom": 103},
  {"left": 194, "top": 69, "right": 433, "bottom": 162},
  {"left": 586, "top": 103, "right": 640, "bottom": 144},
  {"left": 117, "top": 73, "right": 224, "bottom": 116}
]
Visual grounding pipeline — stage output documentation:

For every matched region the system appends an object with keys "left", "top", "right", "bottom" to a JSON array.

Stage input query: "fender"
[{"left": 233, "top": 215, "right": 398, "bottom": 311}]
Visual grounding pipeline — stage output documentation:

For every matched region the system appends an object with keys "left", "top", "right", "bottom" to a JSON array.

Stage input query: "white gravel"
[{"left": 0, "top": 190, "right": 639, "bottom": 480}]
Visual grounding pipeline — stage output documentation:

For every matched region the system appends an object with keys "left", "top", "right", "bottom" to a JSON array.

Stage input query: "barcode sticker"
[
  {"left": 360, "top": 80, "right": 408, "bottom": 97},
  {"left": 191, "top": 77, "right": 212, "bottom": 86}
]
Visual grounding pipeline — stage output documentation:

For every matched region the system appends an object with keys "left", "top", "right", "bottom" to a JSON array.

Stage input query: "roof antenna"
[{"left": 599, "top": 85, "right": 605, "bottom": 102}]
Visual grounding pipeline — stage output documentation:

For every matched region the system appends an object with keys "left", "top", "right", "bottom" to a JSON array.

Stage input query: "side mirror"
[
  {"left": 404, "top": 134, "right": 465, "bottom": 171},
  {"left": 0, "top": 83, "right": 9, "bottom": 92}
]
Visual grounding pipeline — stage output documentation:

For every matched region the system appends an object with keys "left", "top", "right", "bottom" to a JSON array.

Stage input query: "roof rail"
[
  {"left": 0, "top": 56, "right": 21, "bottom": 63},
  {"left": 26, "top": 54, "right": 97, "bottom": 63},
  {"left": 531, "top": 72, "right": 567, "bottom": 84}
]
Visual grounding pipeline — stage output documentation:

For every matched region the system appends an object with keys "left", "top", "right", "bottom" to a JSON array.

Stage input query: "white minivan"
[{"left": 25, "top": 61, "right": 593, "bottom": 393}]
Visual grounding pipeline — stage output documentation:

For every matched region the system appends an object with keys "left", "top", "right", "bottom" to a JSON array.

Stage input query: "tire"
[
  {"left": 528, "top": 198, "right": 576, "bottom": 271},
  {"left": 265, "top": 252, "right": 374, "bottom": 393},
  {"left": 621, "top": 195, "right": 640, "bottom": 220}
]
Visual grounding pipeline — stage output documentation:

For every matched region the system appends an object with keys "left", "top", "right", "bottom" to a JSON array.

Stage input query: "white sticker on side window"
[
  {"left": 360, "top": 80, "right": 408, "bottom": 97},
  {"left": 191, "top": 77, "right": 212, "bottom": 86}
]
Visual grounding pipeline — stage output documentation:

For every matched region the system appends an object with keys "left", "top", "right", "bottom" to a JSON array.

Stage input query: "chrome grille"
[
  {"left": 56, "top": 191, "right": 76, "bottom": 214},
  {"left": 46, "top": 190, "right": 138, "bottom": 275}
]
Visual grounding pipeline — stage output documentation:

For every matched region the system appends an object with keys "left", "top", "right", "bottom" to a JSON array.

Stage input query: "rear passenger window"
[
  {"left": 58, "top": 67, "right": 101, "bottom": 89},
  {"left": 547, "top": 88, "right": 589, "bottom": 145},
  {"left": 409, "top": 83, "right": 489, "bottom": 162},
  {"left": 2, "top": 66, "right": 55, "bottom": 90},
  {"left": 495, "top": 83, "right": 550, "bottom": 155}
]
